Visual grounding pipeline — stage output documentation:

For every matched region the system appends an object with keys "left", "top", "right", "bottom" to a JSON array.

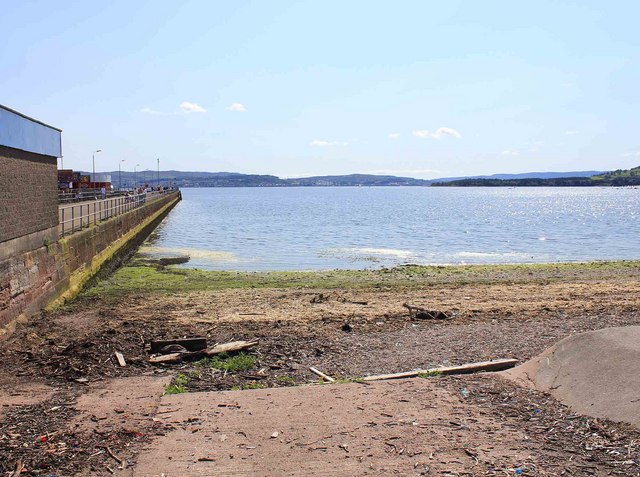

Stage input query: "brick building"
[{"left": 0, "top": 104, "right": 62, "bottom": 243}]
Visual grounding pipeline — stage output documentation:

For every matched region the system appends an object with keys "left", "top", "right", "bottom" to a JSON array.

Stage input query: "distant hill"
[
  {"left": 89, "top": 168, "right": 632, "bottom": 188},
  {"left": 94, "top": 170, "right": 431, "bottom": 187},
  {"left": 433, "top": 166, "right": 640, "bottom": 187},
  {"left": 285, "top": 174, "right": 431, "bottom": 186},
  {"left": 88, "top": 170, "right": 283, "bottom": 188},
  {"left": 434, "top": 170, "right": 602, "bottom": 182}
]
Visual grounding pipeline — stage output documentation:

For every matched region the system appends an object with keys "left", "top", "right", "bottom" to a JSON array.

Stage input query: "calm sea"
[{"left": 140, "top": 187, "right": 640, "bottom": 271}]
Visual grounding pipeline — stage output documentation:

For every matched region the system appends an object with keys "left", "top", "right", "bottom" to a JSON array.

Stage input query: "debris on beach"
[
  {"left": 362, "top": 358, "right": 519, "bottom": 381},
  {"left": 148, "top": 340, "right": 259, "bottom": 364},
  {"left": 309, "top": 367, "right": 336, "bottom": 382},
  {"left": 149, "top": 337, "right": 208, "bottom": 354},
  {"left": 403, "top": 303, "right": 452, "bottom": 320}
]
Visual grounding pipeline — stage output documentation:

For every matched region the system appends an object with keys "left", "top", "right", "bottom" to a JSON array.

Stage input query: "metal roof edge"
[{"left": 0, "top": 103, "right": 63, "bottom": 132}]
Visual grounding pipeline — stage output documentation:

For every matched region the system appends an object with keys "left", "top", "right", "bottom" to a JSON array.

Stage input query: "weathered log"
[
  {"left": 150, "top": 337, "right": 208, "bottom": 354},
  {"left": 362, "top": 358, "right": 518, "bottom": 382},
  {"left": 148, "top": 352, "right": 187, "bottom": 364},
  {"left": 205, "top": 340, "right": 259, "bottom": 356},
  {"left": 148, "top": 340, "right": 258, "bottom": 364},
  {"left": 309, "top": 367, "right": 336, "bottom": 382}
]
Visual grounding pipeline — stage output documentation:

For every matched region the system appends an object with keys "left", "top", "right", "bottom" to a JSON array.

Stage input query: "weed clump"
[
  {"left": 418, "top": 370, "right": 441, "bottom": 378},
  {"left": 165, "top": 373, "right": 189, "bottom": 394},
  {"left": 197, "top": 352, "right": 257, "bottom": 372},
  {"left": 275, "top": 375, "right": 296, "bottom": 386}
]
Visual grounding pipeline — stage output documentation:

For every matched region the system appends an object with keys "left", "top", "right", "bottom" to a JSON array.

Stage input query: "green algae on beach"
[{"left": 82, "top": 260, "right": 640, "bottom": 299}]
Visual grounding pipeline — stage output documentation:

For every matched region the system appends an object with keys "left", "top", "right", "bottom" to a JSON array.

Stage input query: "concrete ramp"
[{"left": 502, "top": 326, "right": 640, "bottom": 428}]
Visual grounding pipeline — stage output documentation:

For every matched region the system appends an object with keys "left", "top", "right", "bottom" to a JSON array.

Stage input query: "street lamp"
[
  {"left": 134, "top": 163, "right": 141, "bottom": 189},
  {"left": 119, "top": 160, "right": 125, "bottom": 190},
  {"left": 157, "top": 158, "right": 160, "bottom": 187},
  {"left": 92, "top": 149, "right": 102, "bottom": 181}
]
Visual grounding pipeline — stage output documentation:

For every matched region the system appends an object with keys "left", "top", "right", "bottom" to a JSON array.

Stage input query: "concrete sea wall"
[{"left": 0, "top": 191, "right": 181, "bottom": 336}]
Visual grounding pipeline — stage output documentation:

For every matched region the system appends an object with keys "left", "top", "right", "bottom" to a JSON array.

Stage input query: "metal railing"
[
  {"left": 58, "top": 189, "right": 178, "bottom": 238},
  {"left": 58, "top": 189, "right": 129, "bottom": 204}
]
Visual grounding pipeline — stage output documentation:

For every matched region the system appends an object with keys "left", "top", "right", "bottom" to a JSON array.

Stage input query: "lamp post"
[
  {"left": 134, "top": 163, "right": 141, "bottom": 189},
  {"left": 92, "top": 149, "right": 102, "bottom": 182},
  {"left": 119, "top": 160, "right": 125, "bottom": 190},
  {"left": 157, "top": 158, "right": 160, "bottom": 188}
]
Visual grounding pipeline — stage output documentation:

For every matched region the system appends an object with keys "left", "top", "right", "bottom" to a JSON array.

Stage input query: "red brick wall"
[{"left": 0, "top": 145, "right": 59, "bottom": 243}]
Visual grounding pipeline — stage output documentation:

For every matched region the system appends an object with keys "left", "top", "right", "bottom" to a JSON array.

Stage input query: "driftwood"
[
  {"left": 148, "top": 340, "right": 258, "bottom": 364},
  {"left": 208, "top": 340, "right": 258, "bottom": 354},
  {"left": 114, "top": 351, "right": 127, "bottom": 367},
  {"left": 105, "top": 446, "right": 123, "bottom": 465},
  {"left": 150, "top": 337, "right": 208, "bottom": 354},
  {"left": 362, "top": 358, "right": 518, "bottom": 382},
  {"left": 310, "top": 367, "right": 336, "bottom": 382},
  {"left": 403, "top": 303, "right": 451, "bottom": 320}
]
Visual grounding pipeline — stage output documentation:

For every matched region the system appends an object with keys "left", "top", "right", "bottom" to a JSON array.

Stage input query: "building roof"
[
  {"left": 0, "top": 104, "right": 62, "bottom": 157},
  {"left": 0, "top": 104, "right": 62, "bottom": 132}
]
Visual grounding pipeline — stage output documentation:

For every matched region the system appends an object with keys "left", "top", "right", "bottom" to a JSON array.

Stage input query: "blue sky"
[{"left": 2, "top": 0, "right": 639, "bottom": 178}]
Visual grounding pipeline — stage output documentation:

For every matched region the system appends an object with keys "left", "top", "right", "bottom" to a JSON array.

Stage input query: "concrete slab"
[{"left": 132, "top": 379, "right": 529, "bottom": 476}]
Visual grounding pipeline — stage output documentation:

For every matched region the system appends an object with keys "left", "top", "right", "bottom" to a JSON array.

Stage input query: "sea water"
[{"left": 140, "top": 187, "right": 640, "bottom": 271}]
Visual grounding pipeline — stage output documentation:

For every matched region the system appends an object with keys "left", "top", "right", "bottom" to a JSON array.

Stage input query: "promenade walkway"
[{"left": 57, "top": 189, "right": 177, "bottom": 238}]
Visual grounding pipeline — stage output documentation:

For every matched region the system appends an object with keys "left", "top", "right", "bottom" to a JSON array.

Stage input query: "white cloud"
[
  {"left": 140, "top": 107, "right": 164, "bottom": 115},
  {"left": 226, "top": 103, "right": 247, "bottom": 112},
  {"left": 413, "top": 127, "right": 462, "bottom": 139},
  {"left": 623, "top": 151, "right": 640, "bottom": 157},
  {"left": 501, "top": 150, "right": 519, "bottom": 156},
  {"left": 310, "top": 139, "right": 348, "bottom": 147},
  {"left": 180, "top": 101, "right": 207, "bottom": 113},
  {"left": 388, "top": 133, "right": 400, "bottom": 139},
  {"left": 565, "top": 130, "right": 579, "bottom": 135}
]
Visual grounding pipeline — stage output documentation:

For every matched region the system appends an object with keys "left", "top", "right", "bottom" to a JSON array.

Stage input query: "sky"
[{"left": 1, "top": 0, "right": 639, "bottom": 179}]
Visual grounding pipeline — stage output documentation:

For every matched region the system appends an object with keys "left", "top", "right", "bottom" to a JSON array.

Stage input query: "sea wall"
[{"left": 0, "top": 191, "right": 181, "bottom": 336}]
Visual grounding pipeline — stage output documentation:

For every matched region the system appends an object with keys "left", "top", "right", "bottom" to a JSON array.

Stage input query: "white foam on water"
[
  {"left": 321, "top": 247, "right": 413, "bottom": 258},
  {"left": 454, "top": 251, "right": 533, "bottom": 259},
  {"left": 141, "top": 245, "right": 240, "bottom": 262},
  {"left": 350, "top": 247, "right": 414, "bottom": 258}
]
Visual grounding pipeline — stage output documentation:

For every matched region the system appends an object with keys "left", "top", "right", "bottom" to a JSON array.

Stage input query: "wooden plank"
[
  {"left": 435, "top": 358, "right": 518, "bottom": 375},
  {"left": 309, "top": 367, "right": 336, "bottom": 382},
  {"left": 114, "top": 351, "right": 126, "bottom": 367},
  {"left": 150, "top": 337, "right": 208, "bottom": 354},
  {"left": 205, "top": 340, "right": 259, "bottom": 356},
  {"left": 362, "top": 370, "right": 423, "bottom": 382},
  {"left": 148, "top": 352, "right": 185, "bottom": 364},
  {"left": 362, "top": 358, "right": 518, "bottom": 382}
]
